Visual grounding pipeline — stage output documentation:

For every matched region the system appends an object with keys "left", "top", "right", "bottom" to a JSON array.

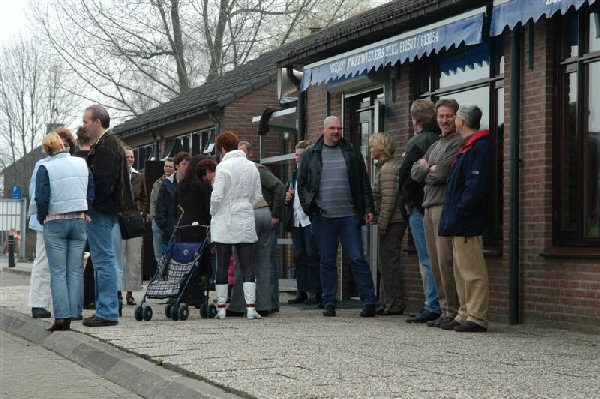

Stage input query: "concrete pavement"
[
  {"left": 1, "top": 259, "right": 599, "bottom": 398},
  {"left": 1, "top": 330, "right": 141, "bottom": 398}
]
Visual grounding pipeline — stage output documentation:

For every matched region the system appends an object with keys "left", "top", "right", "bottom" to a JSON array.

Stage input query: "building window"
[
  {"left": 415, "top": 38, "right": 505, "bottom": 247},
  {"left": 555, "top": 7, "right": 600, "bottom": 246}
]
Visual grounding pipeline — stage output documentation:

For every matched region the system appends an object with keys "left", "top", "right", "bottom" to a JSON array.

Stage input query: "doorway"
[{"left": 341, "top": 87, "right": 384, "bottom": 299}]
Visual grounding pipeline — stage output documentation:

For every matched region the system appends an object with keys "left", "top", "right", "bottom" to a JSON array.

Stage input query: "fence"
[{"left": 0, "top": 198, "right": 27, "bottom": 260}]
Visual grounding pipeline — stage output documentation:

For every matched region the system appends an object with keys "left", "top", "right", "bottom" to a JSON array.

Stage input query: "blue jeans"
[
  {"left": 112, "top": 223, "right": 124, "bottom": 291},
  {"left": 269, "top": 228, "right": 280, "bottom": 310},
  {"left": 291, "top": 224, "right": 321, "bottom": 294},
  {"left": 44, "top": 218, "right": 87, "bottom": 319},
  {"left": 408, "top": 208, "right": 441, "bottom": 314},
  {"left": 86, "top": 210, "right": 119, "bottom": 321},
  {"left": 311, "top": 214, "right": 376, "bottom": 307},
  {"left": 151, "top": 219, "right": 166, "bottom": 264}
]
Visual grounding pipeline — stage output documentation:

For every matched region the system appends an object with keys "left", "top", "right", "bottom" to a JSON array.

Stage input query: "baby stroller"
[{"left": 134, "top": 214, "right": 217, "bottom": 321}]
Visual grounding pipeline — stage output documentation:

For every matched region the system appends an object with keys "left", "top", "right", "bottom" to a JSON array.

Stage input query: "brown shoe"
[
  {"left": 440, "top": 319, "right": 461, "bottom": 330},
  {"left": 454, "top": 321, "right": 487, "bottom": 333}
]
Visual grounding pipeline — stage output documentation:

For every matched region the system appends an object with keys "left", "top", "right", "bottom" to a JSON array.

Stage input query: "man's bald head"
[{"left": 322, "top": 116, "right": 343, "bottom": 146}]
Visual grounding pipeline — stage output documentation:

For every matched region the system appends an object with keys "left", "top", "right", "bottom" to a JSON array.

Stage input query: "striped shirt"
[{"left": 316, "top": 144, "right": 355, "bottom": 218}]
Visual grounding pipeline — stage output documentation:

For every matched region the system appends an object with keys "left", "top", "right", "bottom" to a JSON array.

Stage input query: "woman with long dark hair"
[{"left": 174, "top": 155, "right": 215, "bottom": 243}]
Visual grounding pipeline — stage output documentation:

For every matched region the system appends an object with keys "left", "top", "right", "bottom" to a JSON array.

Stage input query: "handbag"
[{"left": 118, "top": 209, "right": 146, "bottom": 240}]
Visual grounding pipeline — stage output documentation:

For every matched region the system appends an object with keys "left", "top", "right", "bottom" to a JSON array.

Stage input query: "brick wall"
[{"left": 510, "top": 20, "right": 600, "bottom": 327}]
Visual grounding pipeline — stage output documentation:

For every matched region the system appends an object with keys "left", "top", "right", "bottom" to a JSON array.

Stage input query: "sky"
[{"left": 0, "top": 0, "right": 29, "bottom": 45}]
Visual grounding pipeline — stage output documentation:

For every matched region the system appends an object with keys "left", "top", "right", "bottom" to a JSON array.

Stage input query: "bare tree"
[
  {"left": 31, "top": 0, "right": 384, "bottom": 117},
  {"left": 0, "top": 36, "right": 78, "bottom": 177}
]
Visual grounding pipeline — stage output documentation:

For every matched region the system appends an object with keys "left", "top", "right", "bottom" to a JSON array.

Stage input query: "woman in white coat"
[{"left": 210, "top": 131, "right": 263, "bottom": 319}]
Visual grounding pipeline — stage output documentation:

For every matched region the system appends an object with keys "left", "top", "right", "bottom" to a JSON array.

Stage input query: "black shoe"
[
  {"left": 82, "top": 316, "right": 118, "bottom": 327},
  {"left": 257, "top": 310, "right": 270, "bottom": 317},
  {"left": 360, "top": 304, "right": 376, "bottom": 318},
  {"left": 406, "top": 309, "right": 441, "bottom": 324},
  {"left": 375, "top": 306, "right": 387, "bottom": 315},
  {"left": 304, "top": 292, "right": 322, "bottom": 305},
  {"left": 32, "top": 307, "right": 51, "bottom": 319},
  {"left": 377, "top": 304, "right": 407, "bottom": 316},
  {"left": 454, "top": 321, "right": 487, "bottom": 333},
  {"left": 323, "top": 304, "right": 336, "bottom": 317},
  {"left": 225, "top": 309, "right": 244, "bottom": 317},
  {"left": 288, "top": 291, "right": 308, "bottom": 304},
  {"left": 47, "top": 318, "right": 70, "bottom": 333},
  {"left": 440, "top": 319, "right": 461, "bottom": 330}
]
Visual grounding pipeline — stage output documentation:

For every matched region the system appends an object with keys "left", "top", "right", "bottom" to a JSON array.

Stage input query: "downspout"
[
  {"left": 509, "top": 25, "right": 521, "bottom": 325},
  {"left": 297, "top": 90, "right": 306, "bottom": 141}
]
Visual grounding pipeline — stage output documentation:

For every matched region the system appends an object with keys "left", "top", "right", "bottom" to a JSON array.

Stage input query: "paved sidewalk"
[
  {"left": 1, "top": 330, "right": 141, "bottom": 398},
  {"left": 1, "top": 260, "right": 599, "bottom": 398}
]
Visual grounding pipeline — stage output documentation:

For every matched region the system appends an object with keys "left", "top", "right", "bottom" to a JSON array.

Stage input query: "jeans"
[
  {"left": 86, "top": 209, "right": 119, "bottom": 321},
  {"left": 311, "top": 214, "right": 376, "bottom": 307},
  {"left": 44, "top": 218, "right": 87, "bottom": 319},
  {"left": 269, "top": 227, "right": 280, "bottom": 310},
  {"left": 408, "top": 208, "right": 441, "bottom": 314},
  {"left": 291, "top": 224, "right": 321, "bottom": 294},
  {"left": 151, "top": 219, "right": 166, "bottom": 264},
  {"left": 112, "top": 223, "right": 124, "bottom": 291}
]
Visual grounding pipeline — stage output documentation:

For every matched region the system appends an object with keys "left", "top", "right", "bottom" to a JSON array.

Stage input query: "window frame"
[{"left": 553, "top": 5, "right": 600, "bottom": 247}]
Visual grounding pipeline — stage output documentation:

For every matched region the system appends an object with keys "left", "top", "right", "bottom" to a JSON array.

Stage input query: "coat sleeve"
[
  {"left": 35, "top": 166, "right": 50, "bottom": 225},
  {"left": 250, "top": 166, "right": 263, "bottom": 206},
  {"left": 377, "top": 162, "right": 400, "bottom": 232},
  {"left": 398, "top": 144, "right": 425, "bottom": 206},
  {"left": 356, "top": 149, "right": 374, "bottom": 214},
  {"left": 87, "top": 170, "right": 95, "bottom": 206},
  {"left": 155, "top": 183, "right": 168, "bottom": 230},
  {"left": 410, "top": 144, "right": 432, "bottom": 183},
  {"left": 210, "top": 167, "right": 229, "bottom": 216},
  {"left": 425, "top": 139, "right": 463, "bottom": 185},
  {"left": 455, "top": 142, "right": 491, "bottom": 217},
  {"left": 260, "top": 167, "right": 286, "bottom": 219},
  {"left": 296, "top": 151, "right": 310, "bottom": 215}
]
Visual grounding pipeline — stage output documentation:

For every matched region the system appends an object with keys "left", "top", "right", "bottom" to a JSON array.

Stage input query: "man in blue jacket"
[{"left": 438, "top": 104, "right": 491, "bottom": 333}]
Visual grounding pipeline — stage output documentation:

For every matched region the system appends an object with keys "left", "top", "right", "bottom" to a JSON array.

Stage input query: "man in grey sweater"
[{"left": 411, "top": 98, "right": 464, "bottom": 328}]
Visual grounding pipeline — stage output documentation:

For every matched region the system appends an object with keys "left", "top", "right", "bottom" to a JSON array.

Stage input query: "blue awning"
[
  {"left": 300, "top": 7, "right": 486, "bottom": 91},
  {"left": 490, "top": 0, "right": 597, "bottom": 36}
]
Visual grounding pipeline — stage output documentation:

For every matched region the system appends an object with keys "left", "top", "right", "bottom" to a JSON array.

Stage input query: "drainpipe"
[
  {"left": 297, "top": 90, "right": 306, "bottom": 141},
  {"left": 509, "top": 25, "right": 521, "bottom": 325}
]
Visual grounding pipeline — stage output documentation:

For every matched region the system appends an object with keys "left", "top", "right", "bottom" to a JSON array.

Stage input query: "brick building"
[{"left": 115, "top": 0, "right": 599, "bottom": 328}]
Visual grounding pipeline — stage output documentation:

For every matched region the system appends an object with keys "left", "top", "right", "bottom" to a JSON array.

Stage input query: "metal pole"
[{"left": 509, "top": 26, "right": 521, "bottom": 325}]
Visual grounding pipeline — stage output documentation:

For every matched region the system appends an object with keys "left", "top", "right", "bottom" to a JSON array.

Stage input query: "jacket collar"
[{"left": 458, "top": 129, "right": 490, "bottom": 155}]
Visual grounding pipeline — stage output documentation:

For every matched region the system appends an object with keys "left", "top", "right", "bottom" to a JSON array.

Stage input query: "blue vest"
[{"left": 44, "top": 153, "right": 89, "bottom": 215}]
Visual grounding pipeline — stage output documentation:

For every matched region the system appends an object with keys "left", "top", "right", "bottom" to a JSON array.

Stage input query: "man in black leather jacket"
[{"left": 297, "top": 116, "right": 377, "bottom": 318}]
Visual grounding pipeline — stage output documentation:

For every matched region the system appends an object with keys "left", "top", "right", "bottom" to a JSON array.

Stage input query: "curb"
[{"left": 0, "top": 307, "right": 241, "bottom": 399}]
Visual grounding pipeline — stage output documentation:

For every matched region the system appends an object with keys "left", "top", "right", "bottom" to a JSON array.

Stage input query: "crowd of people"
[{"left": 25, "top": 97, "right": 492, "bottom": 334}]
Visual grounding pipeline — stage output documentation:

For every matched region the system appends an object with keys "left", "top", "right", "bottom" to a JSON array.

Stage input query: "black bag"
[{"left": 118, "top": 210, "right": 146, "bottom": 240}]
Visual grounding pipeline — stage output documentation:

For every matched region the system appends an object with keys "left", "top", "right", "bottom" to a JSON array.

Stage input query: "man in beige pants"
[
  {"left": 411, "top": 98, "right": 464, "bottom": 328},
  {"left": 438, "top": 104, "right": 491, "bottom": 333}
]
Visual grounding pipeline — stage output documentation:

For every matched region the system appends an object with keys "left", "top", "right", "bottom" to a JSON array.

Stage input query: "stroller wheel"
[
  {"left": 143, "top": 306, "right": 153, "bottom": 321},
  {"left": 178, "top": 304, "right": 189, "bottom": 321},
  {"left": 207, "top": 304, "right": 217, "bottom": 319},
  {"left": 170, "top": 305, "right": 180, "bottom": 321},
  {"left": 134, "top": 306, "right": 144, "bottom": 321},
  {"left": 199, "top": 302, "right": 208, "bottom": 318},
  {"left": 165, "top": 304, "right": 172, "bottom": 318}
]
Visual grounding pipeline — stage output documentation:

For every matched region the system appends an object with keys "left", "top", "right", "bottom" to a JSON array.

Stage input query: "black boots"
[
  {"left": 32, "top": 307, "right": 51, "bottom": 319},
  {"left": 47, "top": 318, "right": 70, "bottom": 333}
]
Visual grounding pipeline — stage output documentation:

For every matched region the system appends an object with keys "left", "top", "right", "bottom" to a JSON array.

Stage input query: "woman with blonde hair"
[
  {"left": 369, "top": 132, "right": 407, "bottom": 316},
  {"left": 35, "top": 130, "right": 94, "bottom": 332}
]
